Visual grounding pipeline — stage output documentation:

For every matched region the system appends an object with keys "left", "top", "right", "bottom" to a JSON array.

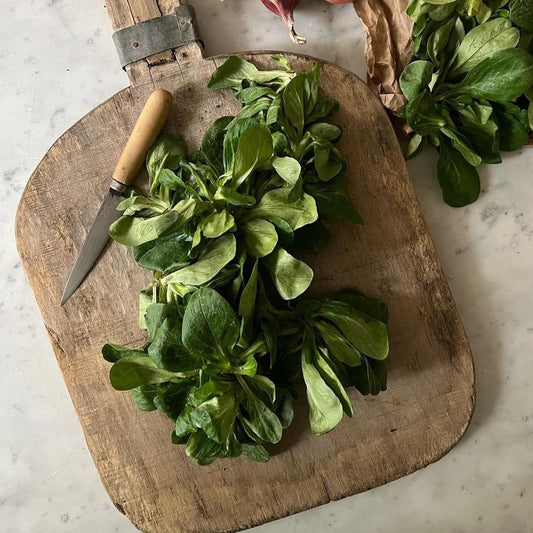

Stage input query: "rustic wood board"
[{"left": 15, "top": 6, "right": 475, "bottom": 531}]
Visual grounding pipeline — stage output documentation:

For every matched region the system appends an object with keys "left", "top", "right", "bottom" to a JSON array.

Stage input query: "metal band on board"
[{"left": 112, "top": 6, "right": 201, "bottom": 68}]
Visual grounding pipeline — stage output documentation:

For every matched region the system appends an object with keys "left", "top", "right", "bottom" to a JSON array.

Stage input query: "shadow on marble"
[{"left": 457, "top": 166, "right": 504, "bottom": 440}]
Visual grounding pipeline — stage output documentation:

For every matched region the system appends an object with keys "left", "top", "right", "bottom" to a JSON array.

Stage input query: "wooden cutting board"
[{"left": 15, "top": 1, "right": 475, "bottom": 532}]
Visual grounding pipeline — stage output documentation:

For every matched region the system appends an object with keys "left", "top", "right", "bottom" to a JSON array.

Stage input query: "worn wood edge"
[
  {"left": 13, "top": 86, "right": 143, "bottom": 420},
  {"left": 15, "top": 50, "right": 476, "bottom": 533},
  {"left": 14, "top": 86, "right": 135, "bottom": 254},
  {"left": 232, "top": 410, "right": 476, "bottom": 533}
]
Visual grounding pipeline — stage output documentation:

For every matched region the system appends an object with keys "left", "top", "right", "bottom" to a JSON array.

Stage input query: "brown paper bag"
[{"left": 353, "top": 0, "right": 413, "bottom": 116}]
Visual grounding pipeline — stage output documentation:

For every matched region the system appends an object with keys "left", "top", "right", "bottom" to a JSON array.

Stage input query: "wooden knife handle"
[{"left": 112, "top": 88, "right": 173, "bottom": 186}]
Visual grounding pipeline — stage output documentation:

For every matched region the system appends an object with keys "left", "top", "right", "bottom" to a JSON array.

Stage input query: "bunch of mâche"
[
  {"left": 102, "top": 55, "right": 390, "bottom": 465},
  {"left": 401, "top": 0, "right": 533, "bottom": 206}
]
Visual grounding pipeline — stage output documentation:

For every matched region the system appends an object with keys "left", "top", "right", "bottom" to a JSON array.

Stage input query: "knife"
[{"left": 61, "top": 88, "right": 173, "bottom": 305}]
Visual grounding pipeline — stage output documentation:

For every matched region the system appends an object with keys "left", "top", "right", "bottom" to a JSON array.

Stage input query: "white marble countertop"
[{"left": 3, "top": 1, "right": 533, "bottom": 531}]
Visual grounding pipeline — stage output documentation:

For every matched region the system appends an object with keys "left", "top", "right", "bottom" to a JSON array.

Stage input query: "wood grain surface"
[{"left": 15, "top": 1, "right": 475, "bottom": 531}]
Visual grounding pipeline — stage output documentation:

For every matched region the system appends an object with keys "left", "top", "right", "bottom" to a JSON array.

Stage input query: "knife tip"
[{"left": 60, "top": 291, "right": 70, "bottom": 306}]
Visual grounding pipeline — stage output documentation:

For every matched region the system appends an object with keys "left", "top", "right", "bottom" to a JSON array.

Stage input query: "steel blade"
[{"left": 61, "top": 190, "right": 123, "bottom": 305}]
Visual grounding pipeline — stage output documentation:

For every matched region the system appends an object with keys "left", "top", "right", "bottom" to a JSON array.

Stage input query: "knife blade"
[{"left": 61, "top": 89, "right": 173, "bottom": 305}]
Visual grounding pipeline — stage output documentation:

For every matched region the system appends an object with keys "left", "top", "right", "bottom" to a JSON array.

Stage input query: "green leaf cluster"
[
  {"left": 104, "top": 287, "right": 287, "bottom": 465},
  {"left": 402, "top": 0, "right": 533, "bottom": 206},
  {"left": 104, "top": 56, "right": 390, "bottom": 465}
]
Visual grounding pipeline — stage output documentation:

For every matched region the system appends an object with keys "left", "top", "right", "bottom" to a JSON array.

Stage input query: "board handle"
[
  {"left": 112, "top": 89, "right": 173, "bottom": 186},
  {"left": 104, "top": 1, "right": 203, "bottom": 87},
  {"left": 106, "top": 1, "right": 187, "bottom": 32}
]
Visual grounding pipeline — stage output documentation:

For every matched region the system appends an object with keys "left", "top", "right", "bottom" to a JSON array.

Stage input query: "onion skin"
[
  {"left": 260, "top": 0, "right": 307, "bottom": 44},
  {"left": 259, "top": 0, "right": 353, "bottom": 44}
]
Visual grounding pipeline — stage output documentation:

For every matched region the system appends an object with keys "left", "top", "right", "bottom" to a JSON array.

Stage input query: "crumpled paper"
[{"left": 352, "top": 0, "right": 413, "bottom": 116}]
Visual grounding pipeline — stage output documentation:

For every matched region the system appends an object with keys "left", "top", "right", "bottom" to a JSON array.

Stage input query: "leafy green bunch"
[
  {"left": 103, "top": 56, "right": 390, "bottom": 465},
  {"left": 104, "top": 287, "right": 292, "bottom": 464},
  {"left": 401, "top": 0, "right": 533, "bottom": 206}
]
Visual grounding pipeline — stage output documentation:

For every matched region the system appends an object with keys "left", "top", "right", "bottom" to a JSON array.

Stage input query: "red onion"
[
  {"left": 260, "top": 0, "right": 307, "bottom": 44},
  {"left": 259, "top": 1, "right": 353, "bottom": 44}
]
